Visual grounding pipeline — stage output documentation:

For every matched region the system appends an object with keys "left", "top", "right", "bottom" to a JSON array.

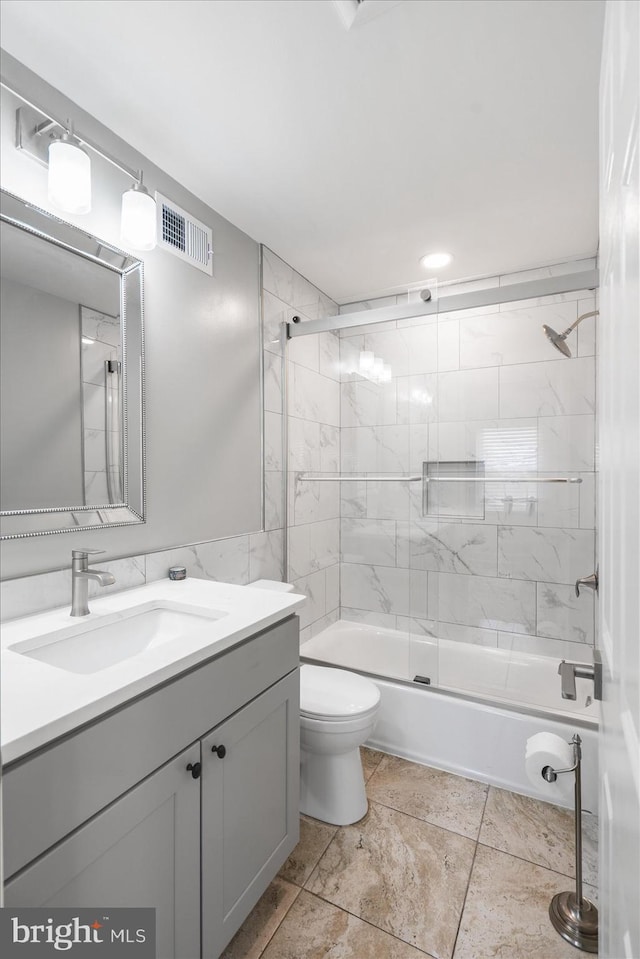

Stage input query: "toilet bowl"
[
  {"left": 300, "top": 664, "right": 380, "bottom": 826},
  {"left": 248, "top": 582, "right": 381, "bottom": 825}
]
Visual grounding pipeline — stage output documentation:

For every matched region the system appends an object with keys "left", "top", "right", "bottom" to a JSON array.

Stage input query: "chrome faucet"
[
  {"left": 558, "top": 649, "right": 603, "bottom": 701},
  {"left": 70, "top": 549, "right": 116, "bottom": 617}
]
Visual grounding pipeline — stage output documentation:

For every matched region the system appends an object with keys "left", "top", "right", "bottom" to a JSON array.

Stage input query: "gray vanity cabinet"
[
  {"left": 201, "top": 671, "right": 300, "bottom": 959},
  {"left": 4, "top": 744, "right": 202, "bottom": 959},
  {"left": 3, "top": 616, "right": 300, "bottom": 959}
]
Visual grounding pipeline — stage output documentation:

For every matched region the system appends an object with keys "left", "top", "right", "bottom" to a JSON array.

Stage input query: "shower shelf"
[{"left": 297, "top": 474, "right": 582, "bottom": 483}]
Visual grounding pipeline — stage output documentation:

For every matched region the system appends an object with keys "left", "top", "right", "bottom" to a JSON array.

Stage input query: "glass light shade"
[
  {"left": 121, "top": 184, "right": 157, "bottom": 251},
  {"left": 371, "top": 358, "right": 384, "bottom": 380},
  {"left": 48, "top": 137, "right": 91, "bottom": 214},
  {"left": 380, "top": 364, "right": 392, "bottom": 383},
  {"left": 359, "top": 350, "right": 375, "bottom": 373}
]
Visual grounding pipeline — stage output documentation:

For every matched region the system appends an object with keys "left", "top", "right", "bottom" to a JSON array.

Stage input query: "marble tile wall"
[
  {"left": 261, "top": 248, "right": 342, "bottom": 641},
  {"left": 338, "top": 267, "right": 598, "bottom": 659},
  {"left": 0, "top": 533, "right": 285, "bottom": 622}
]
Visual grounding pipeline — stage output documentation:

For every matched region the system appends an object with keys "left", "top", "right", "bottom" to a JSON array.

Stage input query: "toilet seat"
[
  {"left": 300, "top": 664, "right": 380, "bottom": 719},
  {"left": 300, "top": 709, "right": 378, "bottom": 736}
]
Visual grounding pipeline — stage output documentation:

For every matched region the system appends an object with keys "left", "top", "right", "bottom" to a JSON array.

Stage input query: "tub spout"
[{"left": 558, "top": 653, "right": 602, "bottom": 702}]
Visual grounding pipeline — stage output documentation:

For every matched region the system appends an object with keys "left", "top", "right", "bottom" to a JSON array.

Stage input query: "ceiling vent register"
[{"left": 155, "top": 192, "right": 213, "bottom": 275}]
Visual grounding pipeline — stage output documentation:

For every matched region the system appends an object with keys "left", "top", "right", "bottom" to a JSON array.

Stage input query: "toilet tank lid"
[
  {"left": 250, "top": 579, "right": 296, "bottom": 592},
  {"left": 300, "top": 664, "right": 380, "bottom": 716}
]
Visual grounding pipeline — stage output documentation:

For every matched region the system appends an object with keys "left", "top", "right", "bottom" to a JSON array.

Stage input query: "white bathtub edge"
[{"left": 366, "top": 677, "right": 599, "bottom": 813}]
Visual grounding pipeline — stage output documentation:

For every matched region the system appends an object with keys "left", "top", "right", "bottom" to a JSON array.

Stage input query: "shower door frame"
[
  {"left": 286, "top": 270, "right": 598, "bottom": 339},
  {"left": 282, "top": 266, "right": 598, "bottom": 663}
]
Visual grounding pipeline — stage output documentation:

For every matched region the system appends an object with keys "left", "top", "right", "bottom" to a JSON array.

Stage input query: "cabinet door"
[
  {"left": 4, "top": 745, "right": 201, "bottom": 959},
  {"left": 201, "top": 670, "right": 300, "bottom": 959}
]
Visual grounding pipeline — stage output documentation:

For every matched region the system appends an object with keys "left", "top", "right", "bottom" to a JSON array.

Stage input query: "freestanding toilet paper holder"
[{"left": 542, "top": 733, "right": 598, "bottom": 953}]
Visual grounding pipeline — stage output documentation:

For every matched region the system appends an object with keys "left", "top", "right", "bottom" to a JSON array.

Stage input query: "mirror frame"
[{"left": 0, "top": 189, "right": 146, "bottom": 539}]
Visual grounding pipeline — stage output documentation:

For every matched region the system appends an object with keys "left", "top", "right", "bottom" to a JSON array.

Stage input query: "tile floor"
[{"left": 222, "top": 748, "right": 598, "bottom": 959}]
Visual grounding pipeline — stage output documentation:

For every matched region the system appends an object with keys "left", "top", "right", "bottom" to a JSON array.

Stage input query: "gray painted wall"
[
  {"left": 1, "top": 276, "right": 83, "bottom": 509},
  {"left": 0, "top": 52, "right": 262, "bottom": 579},
  {"left": 1, "top": 246, "right": 341, "bottom": 623}
]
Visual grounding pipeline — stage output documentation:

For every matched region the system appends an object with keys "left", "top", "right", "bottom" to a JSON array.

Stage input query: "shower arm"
[{"left": 558, "top": 310, "right": 599, "bottom": 339}]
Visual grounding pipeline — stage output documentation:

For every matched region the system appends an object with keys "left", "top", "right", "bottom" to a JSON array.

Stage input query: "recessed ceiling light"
[{"left": 420, "top": 252, "right": 453, "bottom": 270}]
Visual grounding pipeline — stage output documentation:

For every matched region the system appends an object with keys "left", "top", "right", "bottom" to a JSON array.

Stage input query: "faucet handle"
[
  {"left": 575, "top": 569, "right": 598, "bottom": 598},
  {"left": 72, "top": 548, "right": 105, "bottom": 559}
]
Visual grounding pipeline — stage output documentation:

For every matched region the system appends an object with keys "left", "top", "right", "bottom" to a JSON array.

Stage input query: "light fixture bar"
[
  {"left": 5, "top": 79, "right": 140, "bottom": 182},
  {"left": 7, "top": 77, "right": 157, "bottom": 249}
]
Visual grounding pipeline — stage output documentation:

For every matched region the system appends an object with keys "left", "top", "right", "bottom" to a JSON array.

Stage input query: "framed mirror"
[{"left": 0, "top": 190, "right": 145, "bottom": 539}]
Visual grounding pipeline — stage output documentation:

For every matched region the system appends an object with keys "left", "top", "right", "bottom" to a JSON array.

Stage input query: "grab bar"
[{"left": 297, "top": 474, "right": 582, "bottom": 484}]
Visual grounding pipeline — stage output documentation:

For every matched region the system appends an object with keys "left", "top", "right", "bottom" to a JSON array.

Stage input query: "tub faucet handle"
[{"left": 575, "top": 569, "right": 598, "bottom": 598}]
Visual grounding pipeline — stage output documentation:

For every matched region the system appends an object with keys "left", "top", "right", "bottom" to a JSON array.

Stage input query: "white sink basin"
[{"left": 8, "top": 602, "right": 226, "bottom": 675}]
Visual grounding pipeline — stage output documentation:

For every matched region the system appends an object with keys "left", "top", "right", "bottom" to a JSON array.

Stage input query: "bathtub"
[{"left": 300, "top": 620, "right": 599, "bottom": 812}]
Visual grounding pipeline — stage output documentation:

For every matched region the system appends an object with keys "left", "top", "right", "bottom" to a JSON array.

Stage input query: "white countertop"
[{"left": 1, "top": 579, "right": 305, "bottom": 765}]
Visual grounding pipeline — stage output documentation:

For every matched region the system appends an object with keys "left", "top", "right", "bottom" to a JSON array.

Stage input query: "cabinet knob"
[
  {"left": 186, "top": 762, "right": 202, "bottom": 779},
  {"left": 211, "top": 744, "right": 226, "bottom": 758}
]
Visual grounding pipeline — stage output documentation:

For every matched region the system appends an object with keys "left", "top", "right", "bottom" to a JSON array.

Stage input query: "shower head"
[
  {"left": 543, "top": 324, "right": 573, "bottom": 357},
  {"left": 542, "top": 310, "right": 599, "bottom": 358}
]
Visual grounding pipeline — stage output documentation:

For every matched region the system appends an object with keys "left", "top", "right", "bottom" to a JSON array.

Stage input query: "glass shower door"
[
  {"left": 339, "top": 318, "right": 416, "bottom": 683},
  {"left": 429, "top": 289, "right": 598, "bottom": 712},
  {"left": 339, "top": 299, "right": 439, "bottom": 688}
]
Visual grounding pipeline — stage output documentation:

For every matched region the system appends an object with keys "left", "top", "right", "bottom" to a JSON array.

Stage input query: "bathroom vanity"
[{"left": 1, "top": 579, "right": 304, "bottom": 959}]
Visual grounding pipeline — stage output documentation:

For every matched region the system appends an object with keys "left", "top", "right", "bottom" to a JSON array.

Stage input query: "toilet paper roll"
[{"left": 525, "top": 732, "right": 575, "bottom": 800}]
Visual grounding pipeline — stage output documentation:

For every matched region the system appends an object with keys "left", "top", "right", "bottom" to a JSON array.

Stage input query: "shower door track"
[{"left": 286, "top": 269, "right": 598, "bottom": 338}]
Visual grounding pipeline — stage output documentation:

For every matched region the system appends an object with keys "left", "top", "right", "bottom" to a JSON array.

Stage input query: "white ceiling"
[{"left": 0, "top": 0, "right": 605, "bottom": 304}]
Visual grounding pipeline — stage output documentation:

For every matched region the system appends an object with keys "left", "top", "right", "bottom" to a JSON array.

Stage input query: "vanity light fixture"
[
  {"left": 420, "top": 251, "right": 453, "bottom": 271},
  {"left": 47, "top": 128, "right": 91, "bottom": 214},
  {"left": 13, "top": 103, "right": 156, "bottom": 251},
  {"left": 121, "top": 174, "right": 157, "bottom": 251}
]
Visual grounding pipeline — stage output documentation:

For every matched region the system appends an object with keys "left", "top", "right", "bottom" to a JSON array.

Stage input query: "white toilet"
[
  {"left": 250, "top": 580, "right": 381, "bottom": 826},
  {"left": 299, "top": 663, "right": 380, "bottom": 825}
]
